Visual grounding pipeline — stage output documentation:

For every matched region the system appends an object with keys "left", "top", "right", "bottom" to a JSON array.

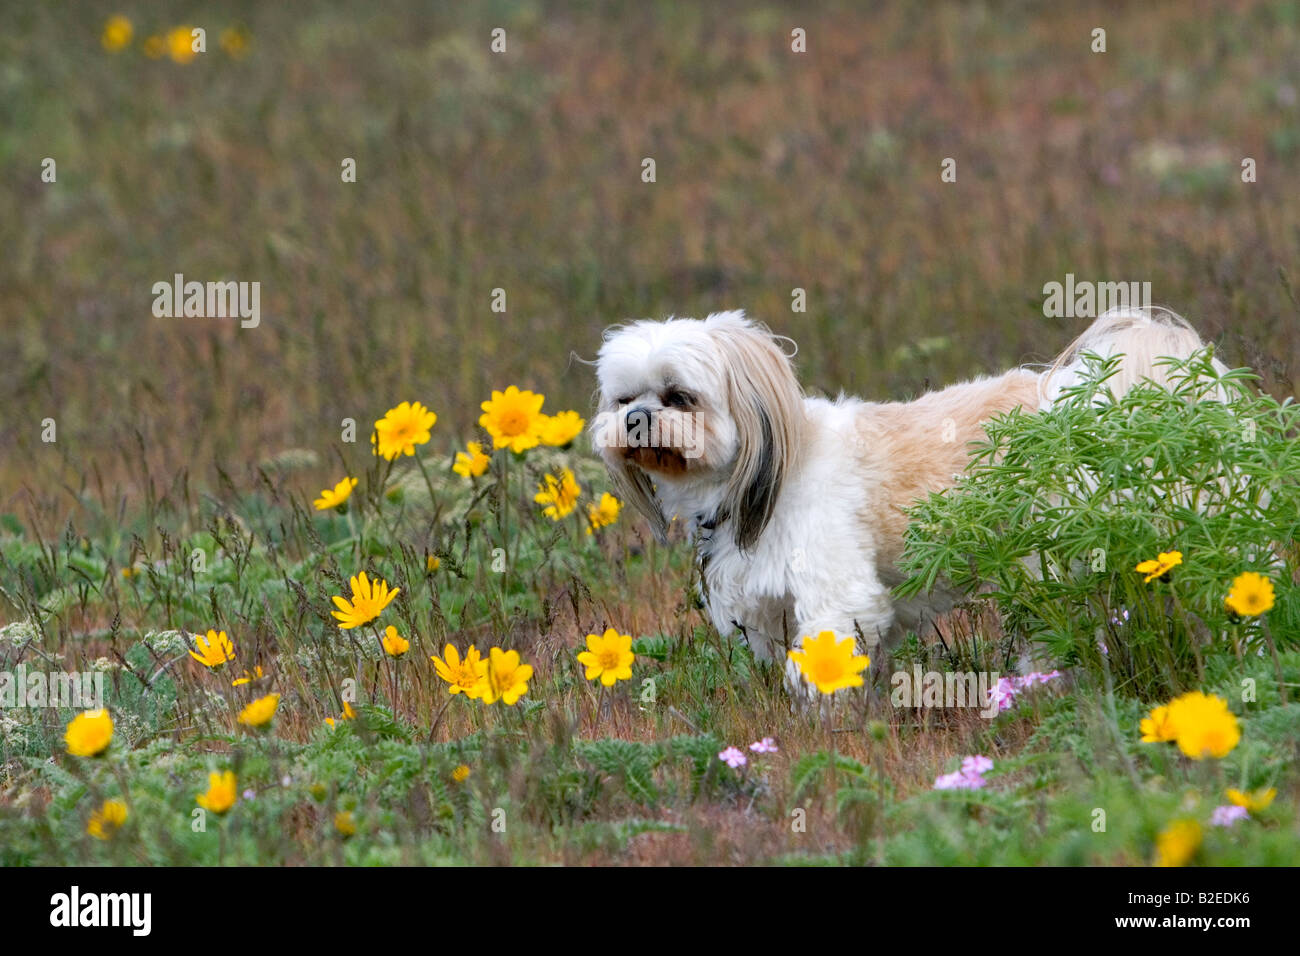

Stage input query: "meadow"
[{"left": 0, "top": 1, "right": 1298, "bottom": 865}]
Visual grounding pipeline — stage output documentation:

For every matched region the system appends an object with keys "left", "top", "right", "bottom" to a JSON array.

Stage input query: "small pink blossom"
[
  {"left": 718, "top": 746, "right": 747, "bottom": 769},
  {"left": 749, "top": 737, "right": 779, "bottom": 754},
  {"left": 934, "top": 770, "right": 985, "bottom": 791},
  {"left": 989, "top": 677, "right": 1019, "bottom": 712},
  {"left": 961, "top": 755, "right": 994, "bottom": 776},
  {"left": 1210, "top": 805, "right": 1248, "bottom": 827}
]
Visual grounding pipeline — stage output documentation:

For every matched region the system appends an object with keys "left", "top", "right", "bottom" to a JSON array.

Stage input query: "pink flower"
[
  {"left": 1016, "top": 670, "right": 1062, "bottom": 688},
  {"left": 1210, "top": 805, "right": 1248, "bottom": 827},
  {"left": 961, "top": 755, "right": 993, "bottom": 776},
  {"left": 934, "top": 770, "right": 985, "bottom": 791},
  {"left": 718, "top": 746, "right": 747, "bottom": 769},
  {"left": 749, "top": 737, "right": 779, "bottom": 754},
  {"left": 989, "top": 677, "right": 1019, "bottom": 712}
]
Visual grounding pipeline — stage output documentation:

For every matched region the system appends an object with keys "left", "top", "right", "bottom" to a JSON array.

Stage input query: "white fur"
[{"left": 592, "top": 307, "right": 1219, "bottom": 701}]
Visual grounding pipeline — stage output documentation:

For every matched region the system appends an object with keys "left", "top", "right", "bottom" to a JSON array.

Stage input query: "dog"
[{"left": 591, "top": 306, "right": 1218, "bottom": 700}]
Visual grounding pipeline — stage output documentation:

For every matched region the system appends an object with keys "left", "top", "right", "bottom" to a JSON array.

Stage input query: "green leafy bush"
[{"left": 897, "top": 350, "right": 1300, "bottom": 699}]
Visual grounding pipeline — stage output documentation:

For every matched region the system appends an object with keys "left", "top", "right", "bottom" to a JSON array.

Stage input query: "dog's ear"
[
  {"left": 604, "top": 453, "right": 669, "bottom": 544},
  {"left": 715, "top": 322, "right": 804, "bottom": 551}
]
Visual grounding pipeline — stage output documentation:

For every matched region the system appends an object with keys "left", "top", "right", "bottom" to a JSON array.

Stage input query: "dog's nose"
[{"left": 624, "top": 405, "right": 653, "bottom": 443}]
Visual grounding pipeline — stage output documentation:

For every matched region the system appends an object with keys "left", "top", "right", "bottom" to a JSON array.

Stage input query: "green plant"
[{"left": 897, "top": 349, "right": 1300, "bottom": 699}]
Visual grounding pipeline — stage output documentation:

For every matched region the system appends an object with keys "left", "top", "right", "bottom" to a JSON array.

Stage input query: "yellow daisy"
[
  {"left": 1165, "top": 690, "right": 1239, "bottom": 760},
  {"left": 577, "top": 627, "right": 635, "bottom": 686},
  {"left": 372, "top": 401, "right": 437, "bottom": 460},
  {"left": 101, "top": 16, "right": 133, "bottom": 52},
  {"left": 1154, "top": 818, "right": 1201, "bottom": 867},
  {"left": 1226, "top": 787, "right": 1276, "bottom": 813},
  {"left": 1224, "top": 572, "right": 1275, "bottom": 617},
  {"left": 331, "top": 572, "right": 400, "bottom": 629},
  {"left": 65, "top": 709, "right": 113, "bottom": 757},
  {"left": 787, "top": 631, "right": 871, "bottom": 695},
  {"left": 196, "top": 771, "right": 238, "bottom": 815},
  {"left": 535, "top": 467, "right": 581, "bottom": 520},
  {"left": 313, "top": 477, "right": 358, "bottom": 511},
  {"left": 452, "top": 764, "right": 471, "bottom": 783},
  {"left": 237, "top": 693, "right": 280, "bottom": 728},
  {"left": 1139, "top": 704, "right": 1177, "bottom": 743},
  {"left": 189, "top": 629, "right": 235, "bottom": 668},
  {"left": 87, "top": 799, "right": 128, "bottom": 840},
  {"left": 452, "top": 441, "right": 492, "bottom": 478},
  {"left": 167, "top": 26, "right": 197, "bottom": 64},
  {"left": 479, "top": 386, "right": 545, "bottom": 453},
  {"left": 431, "top": 644, "right": 488, "bottom": 698},
  {"left": 585, "top": 493, "right": 622, "bottom": 534},
  {"left": 1135, "top": 550, "right": 1182, "bottom": 583},
  {"left": 231, "top": 665, "right": 264, "bottom": 687},
  {"left": 381, "top": 625, "right": 410, "bottom": 657},
  {"left": 538, "top": 410, "right": 586, "bottom": 447},
  {"left": 334, "top": 811, "right": 356, "bottom": 837},
  {"left": 481, "top": 647, "right": 533, "bottom": 706}
]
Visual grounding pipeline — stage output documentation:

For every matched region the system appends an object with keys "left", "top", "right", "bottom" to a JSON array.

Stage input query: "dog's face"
[{"left": 592, "top": 310, "right": 805, "bottom": 549}]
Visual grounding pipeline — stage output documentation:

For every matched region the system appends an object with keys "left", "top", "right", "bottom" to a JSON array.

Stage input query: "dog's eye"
[
  {"left": 615, "top": 395, "right": 635, "bottom": 406},
  {"left": 663, "top": 390, "right": 693, "bottom": 409}
]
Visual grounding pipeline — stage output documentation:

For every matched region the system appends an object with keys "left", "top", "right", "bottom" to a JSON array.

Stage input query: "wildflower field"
[{"left": 2, "top": 2, "right": 1299, "bottom": 867}]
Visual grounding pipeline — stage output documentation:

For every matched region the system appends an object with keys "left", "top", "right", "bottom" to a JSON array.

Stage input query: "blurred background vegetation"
[{"left": 2, "top": 0, "right": 1298, "bottom": 514}]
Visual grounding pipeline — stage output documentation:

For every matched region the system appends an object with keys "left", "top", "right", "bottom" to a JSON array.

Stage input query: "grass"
[{"left": 1, "top": 1, "right": 1299, "bottom": 865}]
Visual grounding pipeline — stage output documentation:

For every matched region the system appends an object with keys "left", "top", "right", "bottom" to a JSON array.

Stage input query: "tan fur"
[{"left": 857, "top": 369, "right": 1042, "bottom": 571}]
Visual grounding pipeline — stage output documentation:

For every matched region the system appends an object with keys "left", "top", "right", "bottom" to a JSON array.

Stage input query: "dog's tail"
[{"left": 1039, "top": 306, "right": 1224, "bottom": 407}]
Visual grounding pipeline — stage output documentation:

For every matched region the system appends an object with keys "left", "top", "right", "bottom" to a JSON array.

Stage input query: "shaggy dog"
[{"left": 591, "top": 307, "right": 1216, "bottom": 698}]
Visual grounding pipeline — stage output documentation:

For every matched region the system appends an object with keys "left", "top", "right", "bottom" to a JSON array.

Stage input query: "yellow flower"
[
  {"left": 452, "top": 441, "right": 492, "bottom": 478},
  {"left": 167, "top": 26, "right": 197, "bottom": 64},
  {"left": 371, "top": 400, "right": 436, "bottom": 460},
  {"left": 331, "top": 572, "right": 400, "bottom": 629},
  {"left": 334, "top": 811, "right": 356, "bottom": 837},
  {"left": 87, "top": 799, "right": 128, "bottom": 840},
  {"left": 196, "top": 771, "right": 238, "bottom": 815},
  {"left": 787, "top": 631, "right": 871, "bottom": 695},
  {"left": 479, "top": 386, "right": 545, "bottom": 453},
  {"left": 382, "top": 625, "right": 410, "bottom": 657},
  {"left": 232, "top": 665, "right": 264, "bottom": 687},
  {"left": 585, "top": 493, "right": 622, "bottom": 534},
  {"left": 324, "top": 700, "right": 357, "bottom": 728},
  {"left": 535, "top": 467, "right": 581, "bottom": 520},
  {"left": 188, "top": 629, "right": 235, "bottom": 668},
  {"left": 1165, "top": 691, "right": 1239, "bottom": 760},
  {"left": 237, "top": 693, "right": 280, "bottom": 728},
  {"left": 1224, "top": 572, "right": 1275, "bottom": 617},
  {"left": 426, "top": 555, "right": 441, "bottom": 573},
  {"left": 538, "top": 410, "right": 586, "bottom": 447},
  {"left": 452, "top": 764, "right": 471, "bottom": 783},
  {"left": 1135, "top": 550, "right": 1182, "bottom": 583},
  {"left": 313, "top": 477, "right": 358, "bottom": 511},
  {"left": 1226, "top": 787, "right": 1276, "bottom": 813},
  {"left": 142, "top": 35, "right": 165, "bottom": 59},
  {"left": 65, "top": 709, "right": 113, "bottom": 757},
  {"left": 481, "top": 647, "right": 533, "bottom": 706},
  {"left": 431, "top": 644, "right": 487, "bottom": 698},
  {"left": 1154, "top": 819, "right": 1201, "bottom": 867},
  {"left": 1139, "top": 704, "right": 1177, "bottom": 743},
  {"left": 219, "top": 26, "right": 249, "bottom": 58},
  {"left": 101, "top": 16, "right": 133, "bottom": 52},
  {"left": 577, "top": 628, "right": 635, "bottom": 686}
]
